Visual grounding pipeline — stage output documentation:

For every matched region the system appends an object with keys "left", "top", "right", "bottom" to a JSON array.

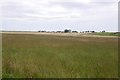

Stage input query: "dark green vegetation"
[
  {"left": 2, "top": 33, "right": 118, "bottom": 78},
  {"left": 92, "top": 32, "right": 120, "bottom": 36}
]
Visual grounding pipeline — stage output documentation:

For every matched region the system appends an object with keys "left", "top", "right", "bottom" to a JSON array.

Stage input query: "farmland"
[{"left": 2, "top": 32, "right": 118, "bottom": 78}]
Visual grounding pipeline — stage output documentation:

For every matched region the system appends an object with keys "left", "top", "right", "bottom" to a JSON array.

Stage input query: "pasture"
[{"left": 2, "top": 33, "right": 118, "bottom": 78}]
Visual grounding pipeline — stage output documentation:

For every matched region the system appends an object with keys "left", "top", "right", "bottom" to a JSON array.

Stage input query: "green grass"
[
  {"left": 2, "top": 33, "right": 118, "bottom": 78},
  {"left": 92, "top": 32, "right": 120, "bottom": 36}
]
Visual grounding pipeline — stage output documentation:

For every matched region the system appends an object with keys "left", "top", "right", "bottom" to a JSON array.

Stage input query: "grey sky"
[{"left": 1, "top": 0, "right": 119, "bottom": 32}]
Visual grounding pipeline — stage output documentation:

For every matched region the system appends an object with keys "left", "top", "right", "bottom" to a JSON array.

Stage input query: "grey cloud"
[
  {"left": 2, "top": 1, "right": 39, "bottom": 18},
  {"left": 53, "top": 1, "right": 116, "bottom": 10},
  {"left": 92, "top": 0, "right": 118, "bottom": 2},
  {"left": 1, "top": 0, "right": 117, "bottom": 31},
  {"left": 3, "top": 3, "right": 24, "bottom": 17},
  {"left": 2, "top": 1, "right": 118, "bottom": 20},
  {"left": 53, "top": 2, "right": 92, "bottom": 10}
]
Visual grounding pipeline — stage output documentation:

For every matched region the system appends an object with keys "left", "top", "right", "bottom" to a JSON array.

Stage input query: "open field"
[
  {"left": 1, "top": 31, "right": 118, "bottom": 38},
  {"left": 91, "top": 32, "right": 120, "bottom": 36},
  {"left": 2, "top": 32, "right": 118, "bottom": 78}
]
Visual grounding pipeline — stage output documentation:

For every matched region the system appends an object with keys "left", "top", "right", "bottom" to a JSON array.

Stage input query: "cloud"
[
  {"left": 1, "top": 0, "right": 118, "bottom": 21},
  {"left": 1, "top": 0, "right": 118, "bottom": 31}
]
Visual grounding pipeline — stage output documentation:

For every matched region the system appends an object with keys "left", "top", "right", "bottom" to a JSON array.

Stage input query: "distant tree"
[
  {"left": 91, "top": 31, "right": 95, "bottom": 33},
  {"left": 102, "top": 30, "right": 105, "bottom": 32},
  {"left": 64, "top": 29, "right": 71, "bottom": 33},
  {"left": 41, "top": 31, "right": 46, "bottom": 32},
  {"left": 72, "top": 31, "right": 78, "bottom": 33},
  {"left": 64, "top": 29, "right": 68, "bottom": 33},
  {"left": 57, "top": 31, "right": 62, "bottom": 33}
]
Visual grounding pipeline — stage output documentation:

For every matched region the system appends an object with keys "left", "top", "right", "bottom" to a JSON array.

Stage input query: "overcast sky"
[{"left": 1, "top": 0, "right": 119, "bottom": 32}]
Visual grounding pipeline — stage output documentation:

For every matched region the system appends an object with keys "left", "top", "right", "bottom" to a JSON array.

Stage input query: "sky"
[{"left": 1, "top": 0, "right": 119, "bottom": 32}]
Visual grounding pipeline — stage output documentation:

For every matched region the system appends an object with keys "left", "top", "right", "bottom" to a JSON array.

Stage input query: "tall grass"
[
  {"left": 2, "top": 34, "right": 118, "bottom": 78},
  {"left": 92, "top": 32, "right": 120, "bottom": 36}
]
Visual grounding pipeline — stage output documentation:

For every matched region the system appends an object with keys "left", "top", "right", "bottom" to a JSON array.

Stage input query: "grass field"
[
  {"left": 2, "top": 33, "right": 118, "bottom": 78},
  {"left": 92, "top": 32, "right": 120, "bottom": 36}
]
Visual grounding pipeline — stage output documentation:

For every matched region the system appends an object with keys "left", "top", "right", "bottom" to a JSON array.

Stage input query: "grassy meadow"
[
  {"left": 2, "top": 33, "right": 118, "bottom": 78},
  {"left": 92, "top": 32, "right": 120, "bottom": 36}
]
